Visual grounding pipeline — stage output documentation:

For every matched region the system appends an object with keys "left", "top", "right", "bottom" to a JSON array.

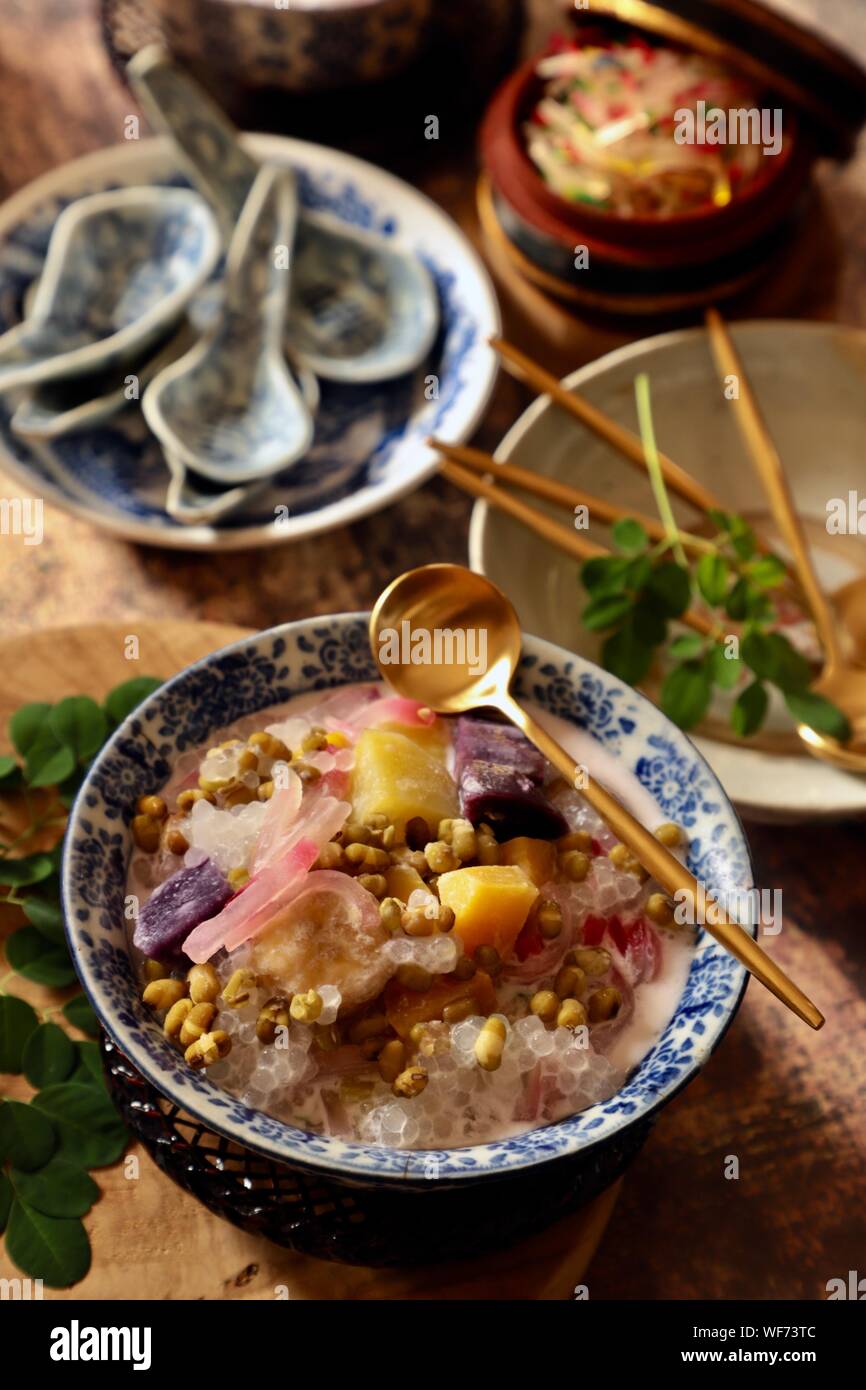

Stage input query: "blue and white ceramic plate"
[
  {"left": 0, "top": 136, "right": 500, "bottom": 550},
  {"left": 62, "top": 616, "right": 754, "bottom": 1186}
]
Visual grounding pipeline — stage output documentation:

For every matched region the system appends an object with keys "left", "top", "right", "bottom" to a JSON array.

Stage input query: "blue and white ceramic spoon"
[
  {"left": 143, "top": 164, "right": 315, "bottom": 485},
  {"left": 0, "top": 186, "right": 219, "bottom": 392},
  {"left": 161, "top": 346, "right": 320, "bottom": 523},
  {"left": 10, "top": 321, "right": 196, "bottom": 440},
  {"left": 128, "top": 44, "right": 439, "bottom": 383}
]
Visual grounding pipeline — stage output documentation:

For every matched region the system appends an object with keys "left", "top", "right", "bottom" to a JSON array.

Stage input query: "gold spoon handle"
[
  {"left": 704, "top": 309, "right": 842, "bottom": 667},
  {"left": 496, "top": 690, "right": 825, "bottom": 1031}
]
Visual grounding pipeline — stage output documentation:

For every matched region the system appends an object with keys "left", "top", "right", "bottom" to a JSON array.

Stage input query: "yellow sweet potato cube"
[
  {"left": 500, "top": 836, "right": 557, "bottom": 888},
  {"left": 350, "top": 728, "right": 458, "bottom": 837},
  {"left": 385, "top": 862, "right": 427, "bottom": 902},
  {"left": 436, "top": 865, "right": 539, "bottom": 959},
  {"left": 378, "top": 719, "right": 448, "bottom": 756}
]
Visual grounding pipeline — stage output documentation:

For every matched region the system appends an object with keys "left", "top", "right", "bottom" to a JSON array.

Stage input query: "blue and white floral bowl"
[
  {"left": 152, "top": 0, "right": 434, "bottom": 97},
  {"left": 62, "top": 615, "right": 753, "bottom": 1194}
]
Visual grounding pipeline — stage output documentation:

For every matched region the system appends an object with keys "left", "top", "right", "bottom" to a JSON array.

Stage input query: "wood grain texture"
[
  {"left": 0, "top": 619, "right": 620, "bottom": 1301},
  {"left": 0, "top": 0, "right": 865, "bottom": 1300}
]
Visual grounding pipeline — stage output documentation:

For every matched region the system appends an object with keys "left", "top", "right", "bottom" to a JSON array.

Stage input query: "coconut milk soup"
[{"left": 127, "top": 683, "right": 695, "bottom": 1149}]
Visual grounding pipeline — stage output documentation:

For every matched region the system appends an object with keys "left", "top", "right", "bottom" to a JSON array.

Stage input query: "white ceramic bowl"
[{"left": 470, "top": 322, "right": 866, "bottom": 823}]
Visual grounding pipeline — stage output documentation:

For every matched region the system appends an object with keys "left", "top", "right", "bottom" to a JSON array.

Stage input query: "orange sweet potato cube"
[
  {"left": 499, "top": 836, "right": 557, "bottom": 887},
  {"left": 436, "top": 865, "right": 539, "bottom": 959},
  {"left": 384, "top": 969, "right": 498, "bottom": 1039}
]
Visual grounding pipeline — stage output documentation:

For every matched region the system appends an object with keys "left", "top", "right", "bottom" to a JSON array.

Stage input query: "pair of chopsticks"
[
  {"left": 430, "top": 334, "right": 729, "bottom": 638},
  {"left": 432, "top": 439, "right": 717, "bottom": 639},
  {"left": 436, "top": 339, "right": 795, "bottom": 583},
  {"left": 430, "top": 335, "right": 799, "bottom": 629}
]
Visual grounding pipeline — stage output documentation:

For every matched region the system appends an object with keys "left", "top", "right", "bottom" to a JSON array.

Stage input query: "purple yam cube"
[
  {"left": 454, "top": 717, "right": 545, "bottom": 783},
  {"left": 459, "top": 760, "right": 568, "bottom": 841},
  {"left": 133, "top": 857, "right": 233, "bottom": 960}
]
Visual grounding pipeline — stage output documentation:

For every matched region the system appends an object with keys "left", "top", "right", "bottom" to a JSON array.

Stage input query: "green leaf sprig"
[
  {"left": 580, "top": 375, "right": 850, "bottom": 741},
  {"left": 0, "top": 674, "right": 162, "bottom": 1287}
]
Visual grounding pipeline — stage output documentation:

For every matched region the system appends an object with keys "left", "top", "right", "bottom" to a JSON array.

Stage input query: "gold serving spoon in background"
[
  {"left": 370, "top": 563, "right": 824, "bottom": 1030},
  {"left": 705, "top": 309, "right": 866, "bottom": 773}
]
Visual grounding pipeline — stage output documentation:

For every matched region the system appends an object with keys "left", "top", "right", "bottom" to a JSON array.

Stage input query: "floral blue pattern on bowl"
[
  {"left": 0, "top": 136, "right": 498, "bottom": 549},
  {"left": 62, "top": 616, "right": 753, "bottom": 1186},
  {"left": 152, "top": 0, "right": 433, "bottom": 97},
  {"left": 0, "top": 187, "right": 219, "bottom": 391}
]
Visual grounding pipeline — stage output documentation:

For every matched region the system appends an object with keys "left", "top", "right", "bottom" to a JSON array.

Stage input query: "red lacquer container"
[{"left": 480, "top": 0, "right": 866, "bottom": 312}]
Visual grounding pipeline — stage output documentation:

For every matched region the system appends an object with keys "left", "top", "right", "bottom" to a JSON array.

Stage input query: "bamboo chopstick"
[
  {"left": 489, "top": 333, "right": 799, "bottom": 587},
  {"left": 429, "top": 437, "right": 713, "bottom": 556},
  {"left": 439, "top": 458, "right": 607, "bottom": 563},
  {"left": 704, "top": 308, "right": 839, "bottom": 661},
  {"left": 439, "top": 456, "right": 716, "bottom": 637},
  {"left": 491, "top": 335, "right": 723, "bottom": 516}
]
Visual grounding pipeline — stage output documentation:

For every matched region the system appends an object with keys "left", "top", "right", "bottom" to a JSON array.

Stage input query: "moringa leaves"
[
  {"left": 784, "top": 690, "right": 851, "bottom": 742},
  {"left": 48, "top": 697, "right": 108, "bottom": 765},
  {"left": 0, "top": 676, "right": 159, "bottom": 1292},
  {"left": 11, "top": 1157, "right": 98, "bottom": 1220},
  {"left": 578, "top": 394, "right": 847, "bottom": 744},
  {"left": 731, "top": 680, "right": 769, "bottom": 738},
  {"left": 0, "top": 1101, "right": 57, "bottom": 1172},
  {"left": 0, "top": 995, "right": 40, "bottom": 1072},
  {"left": 22, "top": 1024, "right": 77, "bottom": 1088},
  {"left": 68, "top": 1041, "right": 107, "bottom": 1091},
  {"left": 62, "top": 993, "right": 100, "bottom": 1039},
  {"left": 0, "top": 852, "right": 54, "bottom": 888},
  {"left": 9, "top": 702, "right": 52, "bottom": 759},
  {"left": 661, "top": 661, "right": 714, "bottom": 731},
  {"left": 103, "top": 675, "right": 162, "bottom": 727},
  {"left": 5, "top": 926, "right": 78, "bottom": 988},
  {"left": 32, "top": 1084, "right": 126, "bottom": 1168},
  {"left": 21, "top": 894, "right": 66, "bottom": 944},
  {"left": 4, "top": 1201, "right": 91, "bottom": 1288},
  {"left": 0, "top": 1171, "right": 11, "bottom": 1232}
]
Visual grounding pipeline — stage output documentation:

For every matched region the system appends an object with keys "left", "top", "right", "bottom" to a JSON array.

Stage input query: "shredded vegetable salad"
[{"left": 524, "top": 34, "right": 771, "bottom": 217}]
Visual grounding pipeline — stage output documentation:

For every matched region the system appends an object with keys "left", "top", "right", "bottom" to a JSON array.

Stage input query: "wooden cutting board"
[{"left": 0, "top": 620, "right": 619, "bottom": 1300}]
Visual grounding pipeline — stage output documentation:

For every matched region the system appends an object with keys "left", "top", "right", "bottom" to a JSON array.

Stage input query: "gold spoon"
[
  {"left": 370, "top": 563, "right": 824, "bottom": 1030},
  {"left": 705, "top": 309, "right": 866, "bottom": 773}
]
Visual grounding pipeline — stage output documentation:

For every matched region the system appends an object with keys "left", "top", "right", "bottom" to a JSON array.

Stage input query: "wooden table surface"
[{"left": 1, "top": 0, "right": 865, "bottom": 1300}]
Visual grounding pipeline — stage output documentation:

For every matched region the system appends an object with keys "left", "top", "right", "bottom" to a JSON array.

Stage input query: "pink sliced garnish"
[
  {"left": 304, "top": 685, "right": 381, "bottom": 733},
  {"left": 184, "top": 792, "right": 351, "bottom": 962},
  {"left": 317, "top": 765, "right": 351, "bottom": 798},
  {"left": 183, "top": 836, "right": 320, "bottom": 962},
  {"left": 302, "top": 686, "right": 436, "bottom": 738},
  {"left": 249, "top": 772, "right": 302, "bottom": 872},
  {"left": 355, "top": 696, "right": 436, "bottom": 730},
  {"left": 253, "top": 785, "right": 349, "bottom": 876}
]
